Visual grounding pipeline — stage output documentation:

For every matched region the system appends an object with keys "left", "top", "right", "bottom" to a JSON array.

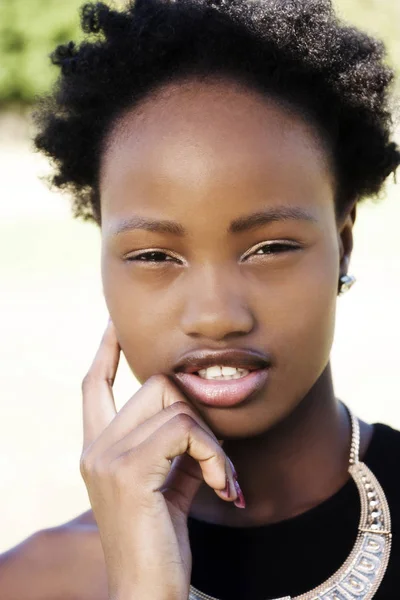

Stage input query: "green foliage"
[
  {"left": 0, "top": 0, "right": 399, "bottom": 107},
  {"left": 0, "top": 0, "right": 84, "bottom": 105}
]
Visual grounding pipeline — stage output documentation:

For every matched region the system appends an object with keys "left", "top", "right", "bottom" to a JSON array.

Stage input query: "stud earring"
[{"left": 338, "top": 274, "right": 356, "bottom": 295}]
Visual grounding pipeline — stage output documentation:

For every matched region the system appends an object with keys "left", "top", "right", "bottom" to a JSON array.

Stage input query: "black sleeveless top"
[{"left": 188, "top": 423, "right": 400, "bottom": 599}]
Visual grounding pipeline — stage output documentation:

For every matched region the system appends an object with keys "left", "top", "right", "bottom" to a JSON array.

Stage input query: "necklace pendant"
[
  {"left": 293, "top": 461, "right": 392, "bottom": 600},
  {"left": 189, "top": 408, "right": 392, "bottom": 600}
]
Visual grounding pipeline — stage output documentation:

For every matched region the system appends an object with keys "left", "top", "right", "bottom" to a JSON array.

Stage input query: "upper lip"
[{"left": 172, "top": 348, "right": 272, "bottom": 374}]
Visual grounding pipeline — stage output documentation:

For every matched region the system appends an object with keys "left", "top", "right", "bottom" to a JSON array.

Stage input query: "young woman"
[{"left": 1, "top": 0, "right": 400, "bottom": 598}]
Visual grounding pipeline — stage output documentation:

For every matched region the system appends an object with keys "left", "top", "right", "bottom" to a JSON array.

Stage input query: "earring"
[{"left": 338, "top": 274, "right": 356, "bottom": 295}]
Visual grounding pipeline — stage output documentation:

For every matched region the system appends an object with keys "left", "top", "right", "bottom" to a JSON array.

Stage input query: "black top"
[{"left": 188, "top": 423, "right": 400, "bottom": 599}]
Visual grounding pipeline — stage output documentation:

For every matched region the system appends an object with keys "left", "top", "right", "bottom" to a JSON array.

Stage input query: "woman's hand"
[{"left": 80, "top": 319, "right": 241, "bottom": 600}]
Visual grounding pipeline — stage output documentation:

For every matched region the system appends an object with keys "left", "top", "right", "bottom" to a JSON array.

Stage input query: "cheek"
[
  {"left": 290, "top": 283, "right": 337, "bottom": 367},
  {"left": 270, "top": 243, "right": 339, "bottom": 385},
  {"left": 102, "top": 264, "right": 177, "bottom": 381}
]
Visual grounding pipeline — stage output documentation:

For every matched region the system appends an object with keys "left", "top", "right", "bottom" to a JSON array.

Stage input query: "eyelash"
[{"left": 125, "top": 242, "right": 301, "bottom": 264}]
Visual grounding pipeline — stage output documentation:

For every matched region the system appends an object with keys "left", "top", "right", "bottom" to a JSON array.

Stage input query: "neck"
[{"left": 189, "top": 362, "right": 372, "bottom": 527}]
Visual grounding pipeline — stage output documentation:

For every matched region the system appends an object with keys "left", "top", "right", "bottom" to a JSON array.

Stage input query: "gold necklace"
[{"left": 189, "top": 407, "right": 392, "bottom": 600}]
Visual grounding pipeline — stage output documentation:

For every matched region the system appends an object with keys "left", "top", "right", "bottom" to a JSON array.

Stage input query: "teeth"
[{"left": 197, "top": 365, "right": 250, "bottom": 380}]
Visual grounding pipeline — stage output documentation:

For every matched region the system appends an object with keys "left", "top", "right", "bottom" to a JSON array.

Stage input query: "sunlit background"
[{"left": 0, "top": 0, "right": 399, "bottom": 554}]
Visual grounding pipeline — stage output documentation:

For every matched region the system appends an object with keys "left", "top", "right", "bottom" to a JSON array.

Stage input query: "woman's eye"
[
  {"left": 125, "top": 244, "right": 299, "bottom": 264},
  {"left": 125, "top": 251, "right": 180, "bottom": 263},
  {"left": 244, "top": 242, "right": 300, "bottom": 259}
]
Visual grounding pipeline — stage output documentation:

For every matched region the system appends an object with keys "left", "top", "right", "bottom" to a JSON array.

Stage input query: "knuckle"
[
  {"left": 146, "top": 373, "right": 169, "bottom": 389},
  {"left": 91, "top": 458, "right": 110, "bottom": 479},
  {"left": 80, "top": 452, "right": 109, "bottom": 481},
  {"left": 109, "top": 451, "right": 139, "bottom": 484},
  {"left": 79, "top": 452, "right": 94, "bottom": 479},
  {"left": 147, "top": 373, "right": 178, "bottom": 398},
  {"left": 81, "top": 372, "right": 95, "bottom": 393},
  {"left": 171, "top": 412, "right": 196, "bottom": 432},
  {"left": 166, "top": 400, "right": 191, "bottom": 416}
]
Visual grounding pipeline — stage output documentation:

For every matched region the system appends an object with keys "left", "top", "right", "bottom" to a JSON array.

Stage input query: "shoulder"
[
  {"left": 61, "top": 508, "right": 98, "bottom": 528},
  {"left": 42, "top": 513, "right": 107, "bottom": 600},
  {"left": 368, "top": 422, "right": 400, "bottom": 470},
  {"left": 0, "top": 511, "right": 106, "bottom": 600},
  {"left": 366, "top": 422, "right": 400, "bottom": 480}
]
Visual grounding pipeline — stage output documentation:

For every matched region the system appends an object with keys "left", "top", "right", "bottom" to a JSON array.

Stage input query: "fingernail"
[
  {"left": 227, "top": 456, "right": 238, "bottom": 480},
  {"left": 233, "top": 479, "right": 246, "bottom": 509},
  {"left": 220, "top": 476, "right": 235, "bottom": 499}
]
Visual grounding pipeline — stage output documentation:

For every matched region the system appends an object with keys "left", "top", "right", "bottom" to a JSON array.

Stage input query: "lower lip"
[{"left": 173, "top": 369, "right": 270, "bottom": 407}]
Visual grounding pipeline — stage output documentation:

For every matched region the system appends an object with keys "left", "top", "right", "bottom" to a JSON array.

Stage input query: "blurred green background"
[
  {"left": 0, "top": 0, "right": 399, "bottom": 106},
  {"left": 0, "top": 0, "right": 83, "bottom": 106},
  {"left": 0, "top": 0, "right": 399, "bottom": 555}
]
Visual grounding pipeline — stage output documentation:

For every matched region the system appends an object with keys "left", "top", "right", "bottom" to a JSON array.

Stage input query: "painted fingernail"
[
  {"left": 220, "top": 476, "right": 234, "bottom": 499},
  {"left": 233, "top": 479, "right": 246, "bottom": 509},
  {"left": 227, "top": 456, "right": 238, "bottom": 480},
  {"left": 219, "top": 477, "right": 229, "bottom": 498}
]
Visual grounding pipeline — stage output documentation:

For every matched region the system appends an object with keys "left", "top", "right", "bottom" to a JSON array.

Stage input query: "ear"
[{"left": 338, "top": 203, "right": 357, "bottom": 277}]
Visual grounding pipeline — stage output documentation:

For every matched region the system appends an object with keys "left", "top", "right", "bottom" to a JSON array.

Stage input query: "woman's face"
[{"left": 99, "top": 76, "right": 351, "bottom": 439}]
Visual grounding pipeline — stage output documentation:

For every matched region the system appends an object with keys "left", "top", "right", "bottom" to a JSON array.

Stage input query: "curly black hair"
[{"left": 33, "top": 0, "right": 400, "bottom": 227}]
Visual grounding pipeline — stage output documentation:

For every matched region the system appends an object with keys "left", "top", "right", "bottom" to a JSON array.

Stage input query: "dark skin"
[
  {"left": 99, "top": 75, "right": 373, "bottom": 527},
  {"left": 0, "top": 74, "right": 375, "bottom": 600}
]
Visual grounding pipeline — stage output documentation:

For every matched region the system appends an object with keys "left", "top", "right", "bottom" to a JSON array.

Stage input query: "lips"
[
  {"left": 172, "top": 348, "right": 271, "bottom": 408},
  {"left": 173, "top": 369, "right": 270, "bottom": 407},
  {"left": 173, "top": 348, "right": 271, "bottom": 374}
]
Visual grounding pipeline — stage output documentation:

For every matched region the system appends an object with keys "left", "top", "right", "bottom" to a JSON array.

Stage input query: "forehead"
[{"left": 100, "top": 77, "right": 335, "bottom": 214}]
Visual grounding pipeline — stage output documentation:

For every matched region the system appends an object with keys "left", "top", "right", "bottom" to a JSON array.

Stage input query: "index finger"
[{"left": 81, "top": 318, "right": 121, "bottom": 451}]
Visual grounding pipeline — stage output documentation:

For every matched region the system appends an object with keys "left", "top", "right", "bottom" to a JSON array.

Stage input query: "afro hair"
[{"left": 33, "top": 0, "right": 400, "bottom": 226}]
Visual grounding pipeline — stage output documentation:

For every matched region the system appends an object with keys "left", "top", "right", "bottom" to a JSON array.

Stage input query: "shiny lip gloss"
[{"left": 173, "top": 368, "right": 270, "bottom": 408}]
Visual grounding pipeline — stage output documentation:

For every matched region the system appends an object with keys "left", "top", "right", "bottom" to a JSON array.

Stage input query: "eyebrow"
[{"left": 109, "top": 206, "right": 318, "bottom": 237}]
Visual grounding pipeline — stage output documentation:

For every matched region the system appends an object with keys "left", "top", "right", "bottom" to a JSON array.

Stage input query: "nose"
[{"left": 180, "top": 265, "right": 255, "bottom": 341}]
